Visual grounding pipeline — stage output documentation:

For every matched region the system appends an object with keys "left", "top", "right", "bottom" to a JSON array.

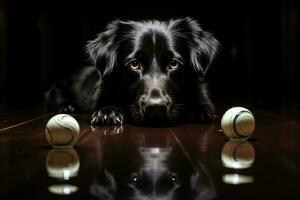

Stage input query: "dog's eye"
[
  {"left": 129, "top": 60, "right": 141, "bottom": 71},
  {"left": 168, "top": 60, "right": 179, "bottom": 70}
]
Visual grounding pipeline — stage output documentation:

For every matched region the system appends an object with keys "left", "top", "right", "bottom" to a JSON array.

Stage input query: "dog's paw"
[
  {"left": 191, "top": 104, "right": 216, "bottom": 123},
  {"left": 91, "top": 106, "right": 124, "bottom": 126},
  {"left": 58, "top": 104, "right": 75, "bottom": 113}
]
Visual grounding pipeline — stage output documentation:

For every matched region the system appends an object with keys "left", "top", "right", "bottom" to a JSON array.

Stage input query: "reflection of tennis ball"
[
  {"left": 221, "top": 140, "right": 255, "bottom": 169},
  {"left": 48, "top": 184, "right": 78, "bottom": 195},
  {"left": 46, "top": 149, "right": 80, "bottom": 180},
  {"left": 45, "top": 114, "right": 80, "bottom": 148},
  {"left": 221, "top": 107, "right": 255, "bottom": 140}
]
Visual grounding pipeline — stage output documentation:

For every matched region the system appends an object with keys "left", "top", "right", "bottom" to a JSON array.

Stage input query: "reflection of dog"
[
  {"left": 45, "top": 17, "right": 219, "bottom": 126},
  {"left": 129, "top": 147, "right": 180, "bottom": 199},
  {"left": 89, "top": 147, "right": 217, "bottom": 199}
]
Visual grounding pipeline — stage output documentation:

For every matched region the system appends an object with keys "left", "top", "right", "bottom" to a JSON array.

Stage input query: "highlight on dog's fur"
[{"left": 45, "top": 17, "right": 220, "bottom": 126}]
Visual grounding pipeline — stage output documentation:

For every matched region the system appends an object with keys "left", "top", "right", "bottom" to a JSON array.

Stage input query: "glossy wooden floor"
[{"left": 0, "top": 107, "right": 300, "bottom": 199}]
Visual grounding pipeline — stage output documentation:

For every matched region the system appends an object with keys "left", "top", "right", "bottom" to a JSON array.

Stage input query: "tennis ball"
[
  {"left": 45, "top": 114, "right": 80, "bottom": 148},
  {"left": 221, "top": 107, "right": 255, "bottom": 140}
]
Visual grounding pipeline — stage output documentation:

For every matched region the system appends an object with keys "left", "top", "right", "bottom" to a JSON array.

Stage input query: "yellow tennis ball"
[
  {"left": 45, "top": 114, "right": 80, "bottom": 148},
  {"left": 221, "top": 107, "right": 255, "bottom": 140}
]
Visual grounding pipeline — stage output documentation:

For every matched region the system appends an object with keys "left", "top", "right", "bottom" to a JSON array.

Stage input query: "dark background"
[{"left": 0, "top": 0, "right": 299, "bottom": 118}]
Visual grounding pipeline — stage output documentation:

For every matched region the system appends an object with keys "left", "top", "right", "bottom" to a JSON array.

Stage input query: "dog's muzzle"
[{"left": 141, "top": 88, "right": 170, "bottom": 122}]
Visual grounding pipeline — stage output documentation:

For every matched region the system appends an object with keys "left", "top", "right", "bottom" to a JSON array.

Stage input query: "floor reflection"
[
  {"left": 45, "top": 148, "right": 80, "bottom": 195},
  {"left": 48, "top": 184, "right": 79, "bottom": 195},
  {"left": 222, "top": 174, "right": 254, "bottom": 185},
  {"left": 128, "top": 147, "right": 180, "bottom": 199},
  {"left": 221, "top": 140, "right": 255, "bottom": 185},
  {"left": 46, "top": 148, "right": 80, "bottom": 180},
  {"left": 221, "top": 140, "right": 255, "bottom": 169},
  {"left": 89, "top": 127, "right": 216, "bottom": 200},
  {"left": 91, "top": 125, "right": 124, "bottom": 136}
]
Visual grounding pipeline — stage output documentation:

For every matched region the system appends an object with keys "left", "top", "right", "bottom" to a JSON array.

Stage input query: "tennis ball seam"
[{"left": 233, "top": 110, "right": 253, "bottom": 137}]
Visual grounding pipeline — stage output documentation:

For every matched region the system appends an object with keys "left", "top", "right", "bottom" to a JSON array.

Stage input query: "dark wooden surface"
[{"left": 0, "top": 107, "right": 300, "bottom": 199}]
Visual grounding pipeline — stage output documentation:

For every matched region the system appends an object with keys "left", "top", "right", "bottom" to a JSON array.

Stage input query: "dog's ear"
[
  {"left": 86, "top": 20, "right": 132, "bottom": 77},
  {"left": 170, "top": 17, "right": 220, "bottom": 76}
]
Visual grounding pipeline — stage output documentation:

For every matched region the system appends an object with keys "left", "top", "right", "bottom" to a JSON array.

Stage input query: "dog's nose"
[{"left": 143, "top": 89, "right": 168, "bottom": 117}]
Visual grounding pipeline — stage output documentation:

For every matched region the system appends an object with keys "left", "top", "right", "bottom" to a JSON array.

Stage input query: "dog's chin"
[
  {"left": 130, "top": 106, "right": 178, "bottom": 127},
  {"left": 141, "top": 116, "right": 174, "bottom": 127}
]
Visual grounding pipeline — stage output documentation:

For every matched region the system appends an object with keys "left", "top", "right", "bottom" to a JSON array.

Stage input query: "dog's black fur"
[{"left": 45, "top": 17, "right": 219, "bottom": 126}]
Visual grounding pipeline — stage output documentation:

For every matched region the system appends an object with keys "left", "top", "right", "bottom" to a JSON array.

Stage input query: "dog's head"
[{"left": 86, "top": 17, "right": 219, "bottom": 125}]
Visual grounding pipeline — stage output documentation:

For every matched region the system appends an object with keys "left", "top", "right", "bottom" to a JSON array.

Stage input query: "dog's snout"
[{"left": 143, "top": 88, "right": 169, "bottom": 117}]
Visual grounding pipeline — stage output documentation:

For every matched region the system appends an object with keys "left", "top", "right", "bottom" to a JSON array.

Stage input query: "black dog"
[{"left": 45, "top": 17, "right": 219, "bottom": 126}]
